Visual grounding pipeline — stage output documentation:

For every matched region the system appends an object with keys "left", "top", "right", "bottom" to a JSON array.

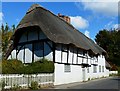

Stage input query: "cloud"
[
  {"left": 78, "top": 1, "right": 118, "bottom": 17},
  {"left": 0, "top": 12, "right": 3, "bottom": 21},
  {"left": 104, "top": 21, "right": 120, "bottom": 30},
  {"left": 113, "top": 24, "right": 120, "bottom": 29},
  {"left": 0, "top": 12, "right": 3, "bottom": 26},
  {"left": 104, "top": 21, "right": 113, "bottom": 29},
  {"left": 70, "top": 16, "right": 89, "bottom": 29},
  {"left": 85, "top": 30, "right": 90, "bottom": 38}
]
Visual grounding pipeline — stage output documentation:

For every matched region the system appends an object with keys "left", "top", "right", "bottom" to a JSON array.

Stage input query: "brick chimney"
[{"left": 58, "top": 13, "right": 70, "bottom": 24}]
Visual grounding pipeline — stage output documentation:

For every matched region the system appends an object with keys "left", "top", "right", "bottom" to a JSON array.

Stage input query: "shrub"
[
  {"left": 0, "top": 80, "right": 6, "bottom": 90},
  {"left": 1, "top": 58, "right": 54, "bottom": 74},
  {"left": 118, "top": 67, "right": 120, "bottom": 76},
  {"left": 30, "top": 81, "right": 38, "bottom": 90},
  {"left": 10, "top": 84, "right": 21, "bottom": 91},
  {"left": 1, "top": 59, "right": 24, "bottom": 74},
  {"left": 22, "top": 58, "right": 54, "bottom": 74},
  {"left": 88, "top": 78, "right": 90, "bottom": 81}
]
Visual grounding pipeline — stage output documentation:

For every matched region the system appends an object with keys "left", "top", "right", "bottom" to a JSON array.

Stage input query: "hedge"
[{"left": 1, "top": 59, "right": 54, "bottom": 74}]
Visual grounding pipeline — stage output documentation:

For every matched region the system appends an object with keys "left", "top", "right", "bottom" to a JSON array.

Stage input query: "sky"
[{"left": 1, "top": 1, "right": 119, "bottom": 41}]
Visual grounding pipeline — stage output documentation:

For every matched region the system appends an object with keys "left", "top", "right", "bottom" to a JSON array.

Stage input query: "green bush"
[
  {"left": 10, "top": 84, "right": 21, "bottom": 91},
  {"left": 30, "top": 81, "right": 38, "bottom": 90},
  {"left": 1, "top": 58, "right": 54, "bottom": 74},
  {"left": 1, "top": 59, "right": 24, "bottom": 74},
  {"left": 117, "top": 67, "right": 120, "bottom": 76},
  {"left": 22, "top": 58, "right": 54, "bottom": 74},
  {"left": 0, "top": 80, "right": 6, "bottom": 90}
]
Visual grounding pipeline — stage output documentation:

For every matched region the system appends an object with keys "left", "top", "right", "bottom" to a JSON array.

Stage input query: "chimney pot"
[{"left": 58, "top": 13, "right": 70, "bottom": 24}]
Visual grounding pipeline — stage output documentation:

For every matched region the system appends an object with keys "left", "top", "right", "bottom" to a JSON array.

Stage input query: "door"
[{"left": 82, "top": 67, "right": 86, "bottom": 81}]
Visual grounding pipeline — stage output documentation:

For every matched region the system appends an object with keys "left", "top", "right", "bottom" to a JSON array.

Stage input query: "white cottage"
[{"left": 6, "top": 4, "right": 110, "bottom": 85}]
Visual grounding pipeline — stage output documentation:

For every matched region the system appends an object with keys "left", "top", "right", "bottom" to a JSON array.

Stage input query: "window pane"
[
  {"left": 102, "top": 66, "right": 104, "bottom": 72},
  {"left": 99, "top": 65, "right": 101, "bottom": 72},
  {"left": 34, "top": 42, "right": 44, "bottom": 51},
  {"left": 87, "top": 67, "right": 89, "bottom": 73},
  {"left": 64, "top": 64, "right": 71, "bottom": 72},
  {"left": 62, "top": 45, "right": 68, "bottom": 52},
  {"left": 93, "top": 65, "right": 97, "bottom": 73}
]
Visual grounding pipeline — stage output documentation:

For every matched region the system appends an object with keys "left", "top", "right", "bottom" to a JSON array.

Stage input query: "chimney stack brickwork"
[{"left": 58, "top": 13, "right": 70, "bottom": 24}]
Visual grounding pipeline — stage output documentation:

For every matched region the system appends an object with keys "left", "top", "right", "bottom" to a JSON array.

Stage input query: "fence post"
[{"left": 27, "top": 74, "right": 29, "bottom": 88}]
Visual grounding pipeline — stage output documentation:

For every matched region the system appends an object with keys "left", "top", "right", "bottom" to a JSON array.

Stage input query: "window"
[
  {"left": 102, "top": 66, "right": 104, "bottom": 72},
  {"left": 78, "top": 49, "right": 83, "bottom": 56},
  {"left": 87, "top": 67, "right": 89, "bottom": 73},
  {"left": 34, "top": 42, "right": 44, "bottom": 51},
  {"left": 62, "top": 45, "right": 68, "bottom": 52},
  {"left": 99, "top": 65, "right": 101, "bottom": 72},
  {"left": 93, "top": 65, "right": 97, "bottom": 73},
  {"left": 95, "top": 57, "right": 98, "bottom": 62},
  {"left": 64, "top": 64, "right": 71, "bottom": 72},
  {"left": 83, "top": 51, "right": 87, "bottom": 56}
]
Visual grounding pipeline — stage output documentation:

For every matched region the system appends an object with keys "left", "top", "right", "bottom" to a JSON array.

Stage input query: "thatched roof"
[{"left": 6, "top": 4, "right": 107, "bottom": 59}]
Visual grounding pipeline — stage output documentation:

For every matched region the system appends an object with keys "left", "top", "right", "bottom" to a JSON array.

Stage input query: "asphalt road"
[{"left": 54, "top": 76, "right": 120, "bottom": 89}]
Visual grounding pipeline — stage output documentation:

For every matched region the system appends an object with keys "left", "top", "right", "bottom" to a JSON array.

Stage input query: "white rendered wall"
[
  {"left": 105, "top": 68, "right": 110, "bottom": 77},
  {"left": 97, "top": 55, "right": 106, "bottom": 78},
  {"left": 68, "top": 47, "right": 73, "bottom": 64},
  {"left": 73, "top": 49, "right": 77, "bottom": 64},
  {"left": 86, "top": 55, "right": 109, "bottom": 80},
  {"left": 54, "top": 63, "right": 83, "bottom": 85},
  {"left": 8, "top": 49, "right": 16, "bottom": 59},
  {"left": 17, "top": 46, "right": 24, "bottom": 63},
  {"left": 54, "top": 45, "right": 91, "bottom": 85},
  {"left": 25, "top": 44, "right": 32, "bottom": 63}
]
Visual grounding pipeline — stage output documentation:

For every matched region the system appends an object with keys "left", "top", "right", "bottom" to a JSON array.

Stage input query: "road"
[{"left": 54, "top": 76, "right": 120, "bottom": 89}]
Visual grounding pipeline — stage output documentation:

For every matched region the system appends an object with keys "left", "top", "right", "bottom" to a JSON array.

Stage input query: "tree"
[
  {"left": 95, "top": 29, "right": 110, "bottom": 51},
  {"left": 95, "top": 29, "right": 120, "bottom": 66},
  {"left": 1, "top": 24, "right": 15, "bottom": 59}
]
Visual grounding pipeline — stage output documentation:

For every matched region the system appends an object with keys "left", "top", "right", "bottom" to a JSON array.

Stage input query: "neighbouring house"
[{"left": 6, "top": 4, "right": 111, "bottom": 85}]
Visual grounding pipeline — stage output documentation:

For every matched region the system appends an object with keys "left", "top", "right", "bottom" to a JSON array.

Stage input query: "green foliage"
[
  {"left": 1, "top": 24, "right": 16, "bottom": 59},
  {"left": 30, "top": 81, "right": 38, "bottom": 90},
  {"left": 118, "top": 67, "right": 120, "bottom": 76},
  {"left": 88, "top": 78, "right": 90, "bottom": 81},
  {"left": 22, "top": 58, "right": 54, "bottom": 74},
  {"left": 10, "top": 84, "right": 21, "bottom": 91},
  {"left": 0, "top": 80, "right": 6, "bottom": 90},
  {"left": 1, "top": 58, "right": 54, "bottom": 74},
  {"left": 1, "top": 59, "right": 24, "bottom": 74},
  {"left": 95, "top": 29, "right": 120, "bottom": 67}
]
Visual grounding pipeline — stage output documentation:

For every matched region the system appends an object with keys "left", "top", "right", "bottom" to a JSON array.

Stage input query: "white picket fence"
[
  {"left": 0, "top": 73, "right": 54, "bottom": 89},
  {"left": 109, "top": 71, "right": 118, "bottom": 75}
]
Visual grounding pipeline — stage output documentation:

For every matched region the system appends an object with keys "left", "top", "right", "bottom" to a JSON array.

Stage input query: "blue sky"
[{"left": 1, "top": 2, "right": 119, "bottom": 40}]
